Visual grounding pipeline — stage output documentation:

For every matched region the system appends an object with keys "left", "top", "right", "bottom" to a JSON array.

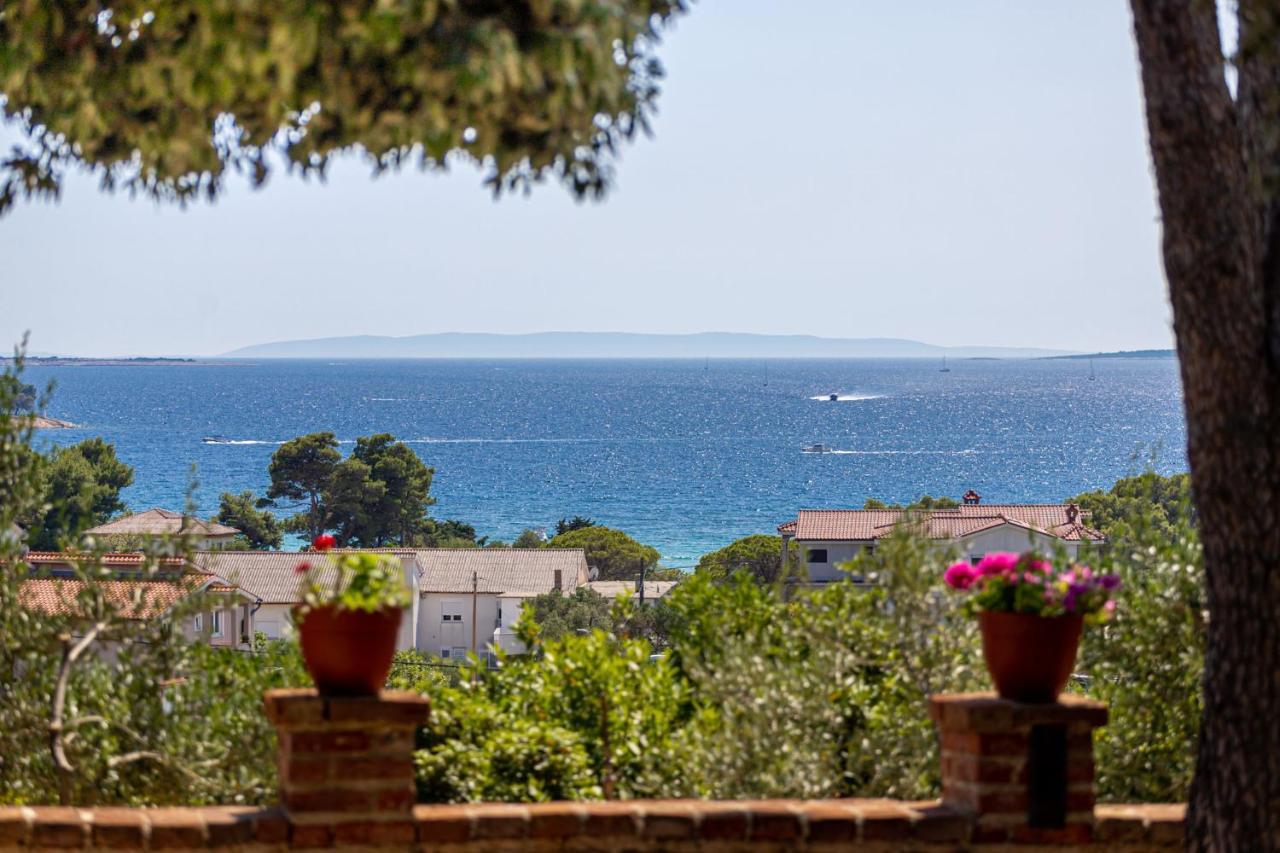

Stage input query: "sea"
[{"left": 25, "top": 358, "right": 1186, "bottom": 566}]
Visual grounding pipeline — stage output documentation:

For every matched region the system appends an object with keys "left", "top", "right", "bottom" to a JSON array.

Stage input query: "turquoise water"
[{"left": 26, "top": 358, "right": 1185, "bottom": 564}]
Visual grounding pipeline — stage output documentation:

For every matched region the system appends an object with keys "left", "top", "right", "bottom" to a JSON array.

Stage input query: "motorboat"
[{"left": 802, "top": 444, "right": 835, "bottom": 454}]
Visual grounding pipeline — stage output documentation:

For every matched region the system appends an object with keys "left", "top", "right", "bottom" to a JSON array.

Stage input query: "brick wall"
[{"left": 0, "top": 690, "right": 1185, "bottom": 850}]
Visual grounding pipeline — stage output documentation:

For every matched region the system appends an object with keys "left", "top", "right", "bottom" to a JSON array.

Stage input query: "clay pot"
[
  {"left": 979, "top": 610, "right": 1083, "bottom": 703},
  {"left": 295, "top": 605, "right": 401, "bottom": 696}
]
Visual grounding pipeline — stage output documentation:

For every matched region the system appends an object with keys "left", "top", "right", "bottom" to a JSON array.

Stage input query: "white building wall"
[
  {"left": 794, "top": 524, "right": 1086, "bottom": 584},
  {"left": 417, "top": 592, "right": 500, "bottom": 660}
]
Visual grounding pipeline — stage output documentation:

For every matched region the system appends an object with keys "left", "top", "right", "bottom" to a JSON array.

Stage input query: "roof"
[
  {"left": 408, "top": 549, "right": 589, "bottom": 595},
  {"left": 782, "top": 505, "right": 1104, "bottom": 543},
  {"left": 87, "top": 509, "right": 240, "bottom": 538},
  {"left": 195, "top": 551, "right": 351, "bottom": 604},
  {"left": 19, "top": 561, "right": 250, "bottom": 619},
  {"left": 585, "top": 580, "right": 680, "bottom": 600},
  {"left": 196, "top": 548, "right": 590, "bottom": 603}
]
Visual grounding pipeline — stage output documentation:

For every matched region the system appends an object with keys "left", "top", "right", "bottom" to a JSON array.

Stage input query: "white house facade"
[
  {"left": 198, "top": 547, "right": 590, "bottom": 661},
  {"left": 778, "top": 493, "right": 1105, "bottom": 583}
]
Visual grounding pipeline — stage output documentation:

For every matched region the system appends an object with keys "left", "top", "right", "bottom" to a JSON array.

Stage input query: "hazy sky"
[{"left": 2, "top": 2, "right": 1172, "bottom": 357}]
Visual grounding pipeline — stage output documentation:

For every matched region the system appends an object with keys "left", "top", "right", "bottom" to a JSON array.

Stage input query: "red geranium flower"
[
  {"left": 313, "top": 533, "right": 336, "bottom": 552},
  {"left": 294, "top": 560, "right": 312, "bottom": 575}
]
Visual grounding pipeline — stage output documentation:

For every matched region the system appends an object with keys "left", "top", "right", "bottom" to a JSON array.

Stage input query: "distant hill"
[
  {"left": 1047, "top": 349, "right": 1176, "bottom": 360},
  {"left": 223, "top": 332, "right": 1076, "bottom": 360}
]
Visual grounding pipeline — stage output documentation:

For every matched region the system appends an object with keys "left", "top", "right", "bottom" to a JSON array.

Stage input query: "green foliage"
[
  {"left": 0, "top": 376, "right": 36, "bottom": 413},
  {"left": 266, "top": 432, "right": 438, "bottom": 546},
  {"left": 419, "top": 518, "right": 488, "bottom": 548},
  {"left": 298, "top": 551, "right": 412, "bottom": 613},
  {"left": 512, "top": 528, "right": 546, "bottom": 549},
  {"left": 266, "top": 432, "right": 340, "bottom": 541},
  {"left": 520, "top": 588, "right": 614, "bottom": 642},
  {"left": 216, "top": 491, "right": 282, "bottom": 550},
  {"left": 546, "top": 525, "right": 660, "bottom": 581},
  {"left": 1071, "top": 471, "right": 1193, "bottom": 544},
  {"left": 555, "top": 516, "right": 596, "bottom": 536},
  {"left": 1079, "top": 508, "right": 1203, "bottom": 803},
  {"left": 0, "top": 1, "right": 687, "bottom": 216},
  {"left": 694, "top": 534, "right": 785, "bottom": 584},
  {"left": 386, "top": 649, "right": 453, "bottom": 695},
  {"left": 863, "top": 494, "right": 960, "bottom": 510},
  {"left": 28, "top": 438, "right": 134, "bottom": 550}
]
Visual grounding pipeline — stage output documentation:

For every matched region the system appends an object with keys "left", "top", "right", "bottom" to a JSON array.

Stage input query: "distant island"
[
  {"left": 223, "top": 332, "right": 1077, "bottom": 360},
  {"left": 1047, "top": 349, "right": 1176, "bottom": 360}
]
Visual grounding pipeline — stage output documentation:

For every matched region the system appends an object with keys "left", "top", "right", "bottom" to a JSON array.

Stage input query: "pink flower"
[
  {"left": 944, "top": 561, "right": 977, "bottom": 590},
  {"left": 1104, "top": 599, "right": 1117, "bottom": 616},
  {"left": 976, "top": 552, "right": 1019, "bottom": 577},
  {"left": 313, "top": 533, "right": 336, "bottom": 552},
  {"left": 294, "top": 560, "right": 312, "bottom": 575},
  {"left": 1026, "top": 558, "right": 1052, "bottom": 574}
]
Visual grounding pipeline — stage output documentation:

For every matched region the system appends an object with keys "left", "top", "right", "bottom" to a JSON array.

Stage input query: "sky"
[{"left": 1, "top": 2, "right": 1173, "bottom": 357}]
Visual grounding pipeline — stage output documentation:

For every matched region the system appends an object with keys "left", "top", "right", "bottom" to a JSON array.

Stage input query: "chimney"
[
  {"left": 1066, "top": 503, "right": 1080, "bottom": 523},
  {"left": 553, "top": 569, "right": 562, "bottom": 591},
  {"left": 963, "top": 489, "right": 981, "bottom": 505}
]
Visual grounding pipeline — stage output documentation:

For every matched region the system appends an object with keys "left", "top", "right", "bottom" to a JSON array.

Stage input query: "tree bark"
[{"left": 1128, "top": 1, "right": 1280, "bottom": 849}]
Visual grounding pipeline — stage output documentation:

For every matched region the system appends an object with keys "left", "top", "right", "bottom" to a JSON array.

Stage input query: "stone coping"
[
  {"left": 929, "top": 692, "right": 1109, "bottom": 732},
  {"left": 0, "top": 801, "right": 1184, "bottom": 849}
]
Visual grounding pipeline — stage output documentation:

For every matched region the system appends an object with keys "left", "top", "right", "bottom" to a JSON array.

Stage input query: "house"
[
  {"left": 408, "top": 548, "right": 590, "bottom": 660},
  {"left": 778, "top": 492, "right": 1105, "bottom": 583},
  {"left": 194, "top": 550, "right": 420, "bottom": 650},
  {"left": 585, "top": 580, "right": 679, "bottom": 602},
  {"left": 20, "top": 551, "right": 257, "bottom": 650},
  {"left": 86, "top": 509, "right": 241, "bottom": 549},
  {"left": 195, "top": 548, "right": 590, "bottom": 661}
]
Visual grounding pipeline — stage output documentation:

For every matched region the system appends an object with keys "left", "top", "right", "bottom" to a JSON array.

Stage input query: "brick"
[
  {"left": 31, "top": 807, "right": 88, "bottom": 848},
  {"left": 1066, "top": 789, "right": 1096, "bottom": 812},
  {"left": 857, "top": 800, "right": 913, "bottom": 841},
  {"left": 374, "top": 786, "right": 416, "bottom": 813},
  {"left": 797, "top": 801, "right": 859, "bottom": 844},
  {"left": 284, "top": 788, "right": 375, "bottom": 813},
  {"left": 580, "top": 801, "right": 641, "bottom": 839},
  {"left": 147, "top": 808, "right": 209, "bottom": 850},
  {"left": 1095, "top": 805, "right": 1147, "bottom": 843},
  {"left": 976, "top": 789, "right": 1028, "bottom": 814},
  {"left": 253, "top": 807, "right": 291, "bottom": 844},
  {"left": 202, "top": 807, "right": 257, "bottom": 847},
  {"left": 746, "top": 802, "right": 802, "bottom": 841},
  {"left": 941, "top": 730, "right": 981, "bottom": 754},
  {"left": 1011, "top": 822, "right": 1093, "bottom": 845},
  {"left": 368, "top": 729, "right": 416, "bottom": 757},
  {"left": 469, "top": 803, "right": 529, "bottom": 839},
  {"left": 282, "top": 757, "right": 331, "bottom": 785},
  {"left": 263, "top": 689, "right": 327, "bottom": 726},
  {"left": 90, "top": 807, "right": 148, "bottom": 849},
  {"left": 640, "top": 801, "right": 698, "bottom": 840},
  {"left": 0, "top": 807, "right": 31, "bottom": 847},
  {"left": 289, "top": 731, "right": 372, "bottom": 754},
  {"left": 1144, "top": 803, "right": 1187, "bottom": 844},
  {"left": 414, "top": 804, "right": 474, "bottom": 844},
  {"left": 332, "top": 819, "right": 416, "bottom": 845},
  {"left": 290, "top": 821, "right": 334, "bottom": 848},
  {"left": 341, "top": 758, "right": 415, "bottom": 781},
  {"left": 526, "top": 802, "right": 585, "bottom": 839},
  {"left": 906, "top": 802, "right": 969, "bottom": 843},
  {"left": 943, "top": 753, "right": 1017, "bottom": 784},
  {"left": 693, "top": 802, "right": 749, "bottom": 841},
  {"left": 325, "top": 692, "right": 430, "bottom": 726},
  {"left": 970, "top": 823, "right": 1010, "bottom": 844}
]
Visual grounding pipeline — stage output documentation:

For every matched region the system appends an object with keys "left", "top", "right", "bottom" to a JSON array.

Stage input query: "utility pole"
[{"left": 471, "top": 571, "right": 478, "bottom": 653}]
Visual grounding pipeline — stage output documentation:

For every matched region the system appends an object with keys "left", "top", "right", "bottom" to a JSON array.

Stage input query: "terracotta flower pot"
[
  {"left": 979, "top": 610, "right": 1083, "bottom": 704},
  {"left": 295, "top": 604, "right": 402, "bottom": 696}
]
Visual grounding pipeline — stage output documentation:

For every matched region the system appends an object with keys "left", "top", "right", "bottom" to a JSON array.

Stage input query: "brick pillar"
[
  {"left": 263, "top": 688, "right": 430, "bottom": 847},
  {"left": 930, "top": 692, "right": 1107, "bottom": 846}
]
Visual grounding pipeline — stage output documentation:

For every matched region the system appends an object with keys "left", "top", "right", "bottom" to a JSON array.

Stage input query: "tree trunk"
[{"left": 1128, "top": 2, "right": 1280, "bottom": 849}]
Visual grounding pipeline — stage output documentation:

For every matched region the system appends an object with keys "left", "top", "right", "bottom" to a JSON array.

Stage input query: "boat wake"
[
  {"left": 810, "top": 394, "right": 882, "bottom": 402},
  {"left": 202, "top": 438, "right": 285, "bottom": 446}
]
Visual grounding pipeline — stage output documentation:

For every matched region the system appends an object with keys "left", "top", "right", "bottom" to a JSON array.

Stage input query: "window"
[
  {"left": 193, "top": 613, "right": 203, "bottom": 632},
  {"left": 970, "top": 554, "right": 984, "bottom": 566},
  {"left": 441, "top": 600, "right": 463, "bottom": 623},
  {"left": 440, "top": 648, "right": 451, "bottom": 659},
  {"left": 807, "top": 548, "right": 828, "bottom": 564},
  {"left": 211, "top": 610, "right": 223, "bottom": 638}
]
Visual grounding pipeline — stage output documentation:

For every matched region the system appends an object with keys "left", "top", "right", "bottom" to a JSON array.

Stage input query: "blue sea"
[{"left": 26, "top": 358, "right": 1186, "bottom": 566}]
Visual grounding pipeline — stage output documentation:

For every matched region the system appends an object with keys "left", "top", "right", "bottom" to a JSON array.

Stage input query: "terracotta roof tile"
[
  {"left": 786, "top": 505, "right": 1104, "bottom": 542},
  {"left": 86, "top": 509, "right": 239, "bottom": 538}
]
